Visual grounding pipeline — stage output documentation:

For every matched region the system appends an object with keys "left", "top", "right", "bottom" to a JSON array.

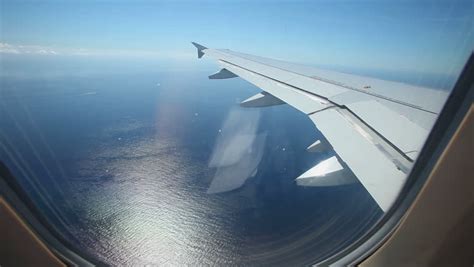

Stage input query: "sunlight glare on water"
[{"left": 0, "top": 71, "right": 382, "bottom": 266}]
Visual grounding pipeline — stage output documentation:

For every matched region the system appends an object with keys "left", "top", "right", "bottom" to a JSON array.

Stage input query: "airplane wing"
[{"left": 192, "top": 42, "right": 448, "bottom": 212}]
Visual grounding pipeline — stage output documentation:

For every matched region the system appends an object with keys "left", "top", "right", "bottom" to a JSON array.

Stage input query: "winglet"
[{"left": 192, "top": 42, "right": 207, "bottom": 59}]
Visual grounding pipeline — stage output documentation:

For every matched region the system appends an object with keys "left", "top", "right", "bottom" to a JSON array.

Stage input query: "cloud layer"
[
  {"left": 0, "top": 42, "right": 194, "bottom": 60},
  {"left": 0, "top": 42, "right": 59, "bottom": 55}
]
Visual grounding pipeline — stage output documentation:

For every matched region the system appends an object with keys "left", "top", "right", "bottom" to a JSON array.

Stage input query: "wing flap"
[
  {"left": 309, "top": 109, "right": 407, "bottom": 211},
  {"left": 346, "top": 100, "right": 428, "bottom": 157}
]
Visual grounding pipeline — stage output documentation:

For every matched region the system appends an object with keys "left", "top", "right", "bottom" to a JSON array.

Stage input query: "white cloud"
[
  {"left": 207, "top": 108, "right": 266, "bottom": 194},
  {"left": 0, "top": 43, "right": 21, "bottom": 54},
  {"left": 0, "top": 42, "right": 59, "bottom": 55},
  {"left": 0, "top": 42, "right": 194, "bottom": 60},
  {"left": 0, "top": 42, "right": 200, "bottom": 60}
]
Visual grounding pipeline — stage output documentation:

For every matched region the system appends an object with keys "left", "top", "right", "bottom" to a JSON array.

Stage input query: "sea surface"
[{"left": 1, "top": 60, "right": 403, "bottom": 266}]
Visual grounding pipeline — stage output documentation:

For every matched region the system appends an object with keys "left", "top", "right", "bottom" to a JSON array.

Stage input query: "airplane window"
[{"left": 1, "top": 1, "right": 473, "bottom": 265}]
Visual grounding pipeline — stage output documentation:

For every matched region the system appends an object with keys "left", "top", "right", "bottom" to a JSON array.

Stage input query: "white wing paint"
[{"left": 192, "top": 42, "right": 449, "bottom": 212}]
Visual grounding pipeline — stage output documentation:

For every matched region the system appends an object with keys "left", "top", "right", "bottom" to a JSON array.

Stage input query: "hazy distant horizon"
[{"left": 2, "top": 1, "right": 473, "bottom": 78}]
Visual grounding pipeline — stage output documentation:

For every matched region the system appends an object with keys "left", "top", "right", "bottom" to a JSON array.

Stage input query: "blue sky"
[{"left": 1, "top": 0, "right": 473, "bottom": 76}]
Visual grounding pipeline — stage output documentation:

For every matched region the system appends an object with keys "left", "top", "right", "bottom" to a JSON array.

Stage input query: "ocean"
[{"left": 1, "top": 59, "right": 385, "bottom": 266}]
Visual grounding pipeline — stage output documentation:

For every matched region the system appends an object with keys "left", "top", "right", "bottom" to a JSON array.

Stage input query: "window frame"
[
  {"left": 0, "top": 165, "right": 100, "bottom": 266},
  {"left": 320, "top": 52, "right": 474, "bottom": 266}
]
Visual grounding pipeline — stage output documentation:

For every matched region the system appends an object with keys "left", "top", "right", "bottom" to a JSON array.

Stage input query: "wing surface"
[{"left": 193, "top": 42, "right": 448, "bottom": 211}]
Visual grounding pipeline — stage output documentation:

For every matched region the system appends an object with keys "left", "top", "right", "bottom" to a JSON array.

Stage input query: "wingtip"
[
  {"left": 191, "top": 42, "right": 206, "bottom": 48},
  {"left": 191, "top": 42, "right": 207, "bottom": 59}
]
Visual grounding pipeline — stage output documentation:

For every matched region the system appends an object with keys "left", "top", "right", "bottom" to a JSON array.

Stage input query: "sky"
[{"left": 1, "top": 0, "right": 473, "bottom": 77}]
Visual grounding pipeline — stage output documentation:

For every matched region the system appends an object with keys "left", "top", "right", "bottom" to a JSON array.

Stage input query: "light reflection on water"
[
  {"left": 0, "top": 73, "right": 382, "bottom": 266},
  {"left": 70, "top": 125, "right": 236, "bottom": 265},
  {"left": 67, "top": 117, "right": 379, "bottom": 266}
]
